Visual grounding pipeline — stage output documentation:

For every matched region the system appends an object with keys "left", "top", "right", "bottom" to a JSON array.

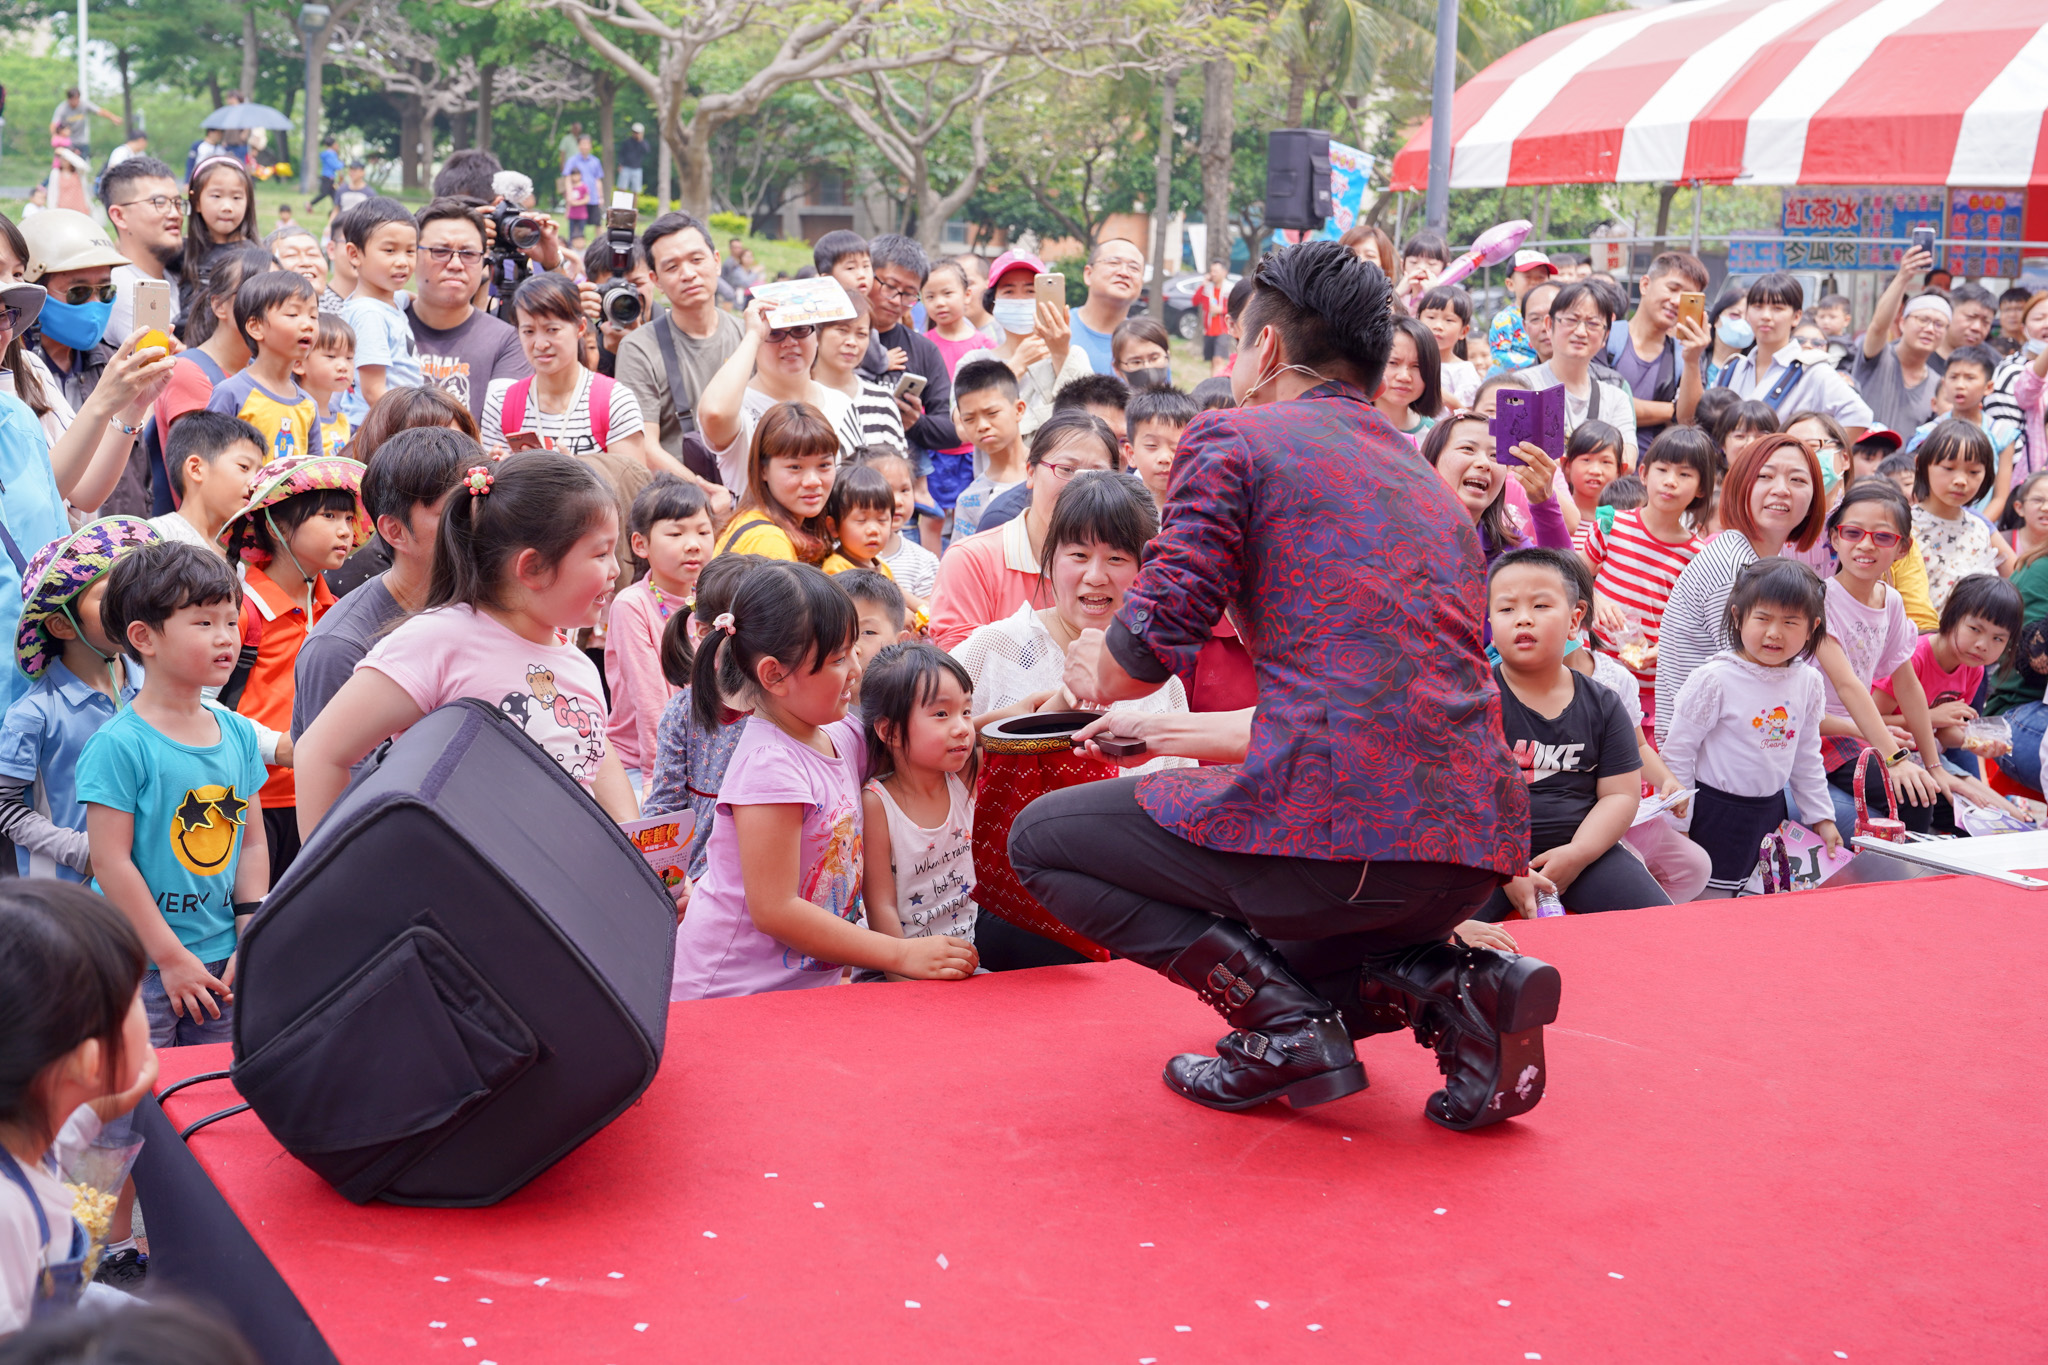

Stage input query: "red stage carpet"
[{"left": 154, "top": 876, "right": 2043, "bottom": 1363}]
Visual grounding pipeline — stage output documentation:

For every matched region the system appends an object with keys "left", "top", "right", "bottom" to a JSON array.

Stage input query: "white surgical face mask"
[
  {"left": 1717, "top": 316, "right": 1755, "bottom": 350},
  {"left": 991, "top": 299, "right": 1038, "bottom": 335}
]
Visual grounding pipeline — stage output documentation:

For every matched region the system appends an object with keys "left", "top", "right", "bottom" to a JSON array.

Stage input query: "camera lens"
[
  {"left": 508, "top": 217, "right": 542, "bottom": 251},
  {"left": 602, "top": 284, "right": 642, "bottom": 327}
]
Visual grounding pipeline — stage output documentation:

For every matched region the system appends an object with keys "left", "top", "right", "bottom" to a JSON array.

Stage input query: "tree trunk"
[
  {"left": 1283, "top": 66, "right": 1307, "bottom": 130},
  {"left": 1652, "top": 180, "right": 1679, "bottom": 254},
  {"left": 1199, "top": 59, "right": 1235, "bottom": 272},
  {"left": 206, "top": 73, "right": 222, "bottom": 111},
  {"left": 596, "top": 69, "right": 617, "bottom": 201},
  {"left": 657, "top": 135, "right": 672, "bottom": 213},
  {"left": 240, "top": 1, "right": 260, "bottom": 100},
  {"left": 476, "top": 64, "right": 495, "bottom": 154},
  {"left": 400, "top": 93, "right": 424, "bottom": 192},
  {"left": 674, "top": 116, "right": 715, "bottom": 222},
  {"left": 1150, "top": 65, "right": 1180, "bottom": 316},
  {"left": 450, "top": 105, "right": 469, "bottom": 152},
  {"left": 116, "top": 49, "right": 133, "bottom": 136}
]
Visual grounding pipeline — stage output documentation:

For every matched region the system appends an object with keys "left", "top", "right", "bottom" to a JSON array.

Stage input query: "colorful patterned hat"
[
  {"left": 219, "top": 453, "right": 371, "bottom": 567},
  {"left": 15, "top": 516, "right": 160, "bottom": 681}
]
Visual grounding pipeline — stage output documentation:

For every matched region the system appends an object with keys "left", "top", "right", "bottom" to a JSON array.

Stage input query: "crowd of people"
[{"left": 6, "top": 143, "right": 2048, "bottom": 1342}]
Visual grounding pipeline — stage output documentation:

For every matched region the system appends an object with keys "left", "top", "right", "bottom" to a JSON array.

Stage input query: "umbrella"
[
  {"left": 201, "top": 103, "right": 295, "bottom": 133},
  {"left": 1389, "top": 0, "right": 2048, "bottom": 237}
]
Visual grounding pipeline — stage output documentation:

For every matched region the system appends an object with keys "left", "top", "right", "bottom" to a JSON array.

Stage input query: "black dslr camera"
[
  {"left": 597, "top": 192, "right": 642, "bottom": 329},
  {"left": 487, "top": 200, "right": 543, "bottom": 319}
]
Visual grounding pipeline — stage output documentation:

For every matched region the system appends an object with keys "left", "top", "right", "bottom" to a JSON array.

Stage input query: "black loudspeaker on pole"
[{"left": 1265, "top": 129, "right": 1333, "bottom": 233}]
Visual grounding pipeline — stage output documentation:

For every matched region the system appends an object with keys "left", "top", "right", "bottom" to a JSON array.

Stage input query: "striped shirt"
[
  {"left": 1583, "top": 509, "right": 1702, "bottom": 693},
  {"left": 1653, "top": 530, "right": 1757, "bottom": 742},
  {"left": 481, "top": 371, "right": 646, "bottom": 457},
  {"left": 851, "top": 378, "right": 908, "bottom": 459}
]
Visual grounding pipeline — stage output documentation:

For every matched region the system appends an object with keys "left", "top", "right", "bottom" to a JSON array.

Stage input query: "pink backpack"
[{"left": 500, "top": 374, "right": 614, "bottom": 449}]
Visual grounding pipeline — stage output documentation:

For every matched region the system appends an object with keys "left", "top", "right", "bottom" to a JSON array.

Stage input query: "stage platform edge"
[{"left": 144, "top": 874, "right": 2045, "bottom": 1364}]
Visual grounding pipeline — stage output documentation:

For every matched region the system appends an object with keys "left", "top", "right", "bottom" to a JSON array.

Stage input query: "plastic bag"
[{"left": 60, "top": 1116, "right": 143, "bottom": 1280}]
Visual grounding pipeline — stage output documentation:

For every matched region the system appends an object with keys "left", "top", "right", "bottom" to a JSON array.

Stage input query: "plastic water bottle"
[{"left": 1534, "top": 891, "right": 1565, "bottom": 918}]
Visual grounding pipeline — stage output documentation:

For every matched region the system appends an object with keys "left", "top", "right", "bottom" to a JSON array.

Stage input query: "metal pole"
[
  {"left": 1690, "top": 179, "right": 1703, "bottom": 256},
  {"left": 1424, "top": 0, "right": 1459, "bottom": 231},
  {"left": 76, "top": 0, "right": 88, "bottom": 105}
]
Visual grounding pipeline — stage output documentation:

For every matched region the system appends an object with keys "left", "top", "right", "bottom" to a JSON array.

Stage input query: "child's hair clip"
[
  {"left": 712, "top": 611, "right": 737, "bottom": 636},
  {"left": 464, "top": 465, "right": 495, "bottom": 497}
]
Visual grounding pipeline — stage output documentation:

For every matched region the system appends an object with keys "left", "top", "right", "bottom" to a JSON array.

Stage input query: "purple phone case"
[{"left": 1490, "top": 384, "right": 1566, "bottom": 468}]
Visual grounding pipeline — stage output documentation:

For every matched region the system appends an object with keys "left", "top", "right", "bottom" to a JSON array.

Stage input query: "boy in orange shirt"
[{"left": 218, "top": 453, "right": 370, "bottom": 876}]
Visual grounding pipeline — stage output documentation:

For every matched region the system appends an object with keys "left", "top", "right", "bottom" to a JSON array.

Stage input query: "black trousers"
[
  {"left": 1476, "top": 840, "right": 1669, "bottom": 920},
  {"left": 262, "top": 806, "right": 302, "bottom": 883},
  {"left": 1008, "top": 777, "right": 1500, "bottom": 981}
]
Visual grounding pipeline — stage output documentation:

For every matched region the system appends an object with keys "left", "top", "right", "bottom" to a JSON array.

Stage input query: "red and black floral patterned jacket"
[{"left": 1108, "top": 382, "right": 1528, "bottom": 877}]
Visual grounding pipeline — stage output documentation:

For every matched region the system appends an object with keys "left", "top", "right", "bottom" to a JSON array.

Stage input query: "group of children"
[{"left": 13, "top": 210, "right": 2048, "bottom": 1335}]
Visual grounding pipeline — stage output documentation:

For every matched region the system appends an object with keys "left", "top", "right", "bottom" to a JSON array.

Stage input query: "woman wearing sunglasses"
[
  {"left": 0, "top": 210, "right": 180, "bottom": 519},
  {"left": 696, "top": 290, "right": 865, "bottom": 494}
]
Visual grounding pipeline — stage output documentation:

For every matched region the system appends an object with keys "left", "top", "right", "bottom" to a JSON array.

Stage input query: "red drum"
[{"left": 972, "top": 711, "right": 1119, "bottom": 962}]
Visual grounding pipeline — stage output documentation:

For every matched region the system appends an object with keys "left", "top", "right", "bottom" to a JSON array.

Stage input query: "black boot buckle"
[{"left": 1205, "top": 964, "right": 1256, "bottom": 1010}]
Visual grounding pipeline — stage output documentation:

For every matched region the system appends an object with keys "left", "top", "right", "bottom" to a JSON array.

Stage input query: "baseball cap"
[
  {"left": 1854, "top": 427, "right": 1904, "bottom": 453},
  {"left": 631, "top": 122, "right": 645, "bottom": 134},
  {"left": 981, "top": 248, "right": 1048, "bottom": 313},
  {"left": 1511, "top": 250, "right": 1556, "bottom": 276}
]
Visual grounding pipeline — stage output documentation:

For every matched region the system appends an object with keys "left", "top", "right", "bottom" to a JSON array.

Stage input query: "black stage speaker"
[
  {"left": 1265, "top": 129, "right": 1333, "bottom": 232},
  {"left": 231, "top": 699, "right": 676, "bottom": 1206}
]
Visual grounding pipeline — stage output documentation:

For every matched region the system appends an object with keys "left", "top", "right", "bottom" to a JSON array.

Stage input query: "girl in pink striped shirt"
[
  {"left": 605, "top": 476, "right": 715, "bottom": 795},
  {"left": 1582, "top": 426, "right": 1717, "bottom": 722}
]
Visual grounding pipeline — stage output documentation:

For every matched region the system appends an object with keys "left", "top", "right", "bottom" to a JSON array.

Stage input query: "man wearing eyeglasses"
[
  {"left": 1071, "top": 238, "right": 1146, "bottom": 376},
  {"left": 406, "top": 198, "right": 530, "bottom": 423},
  {"left": 98, "top": 156, "right": 185, "bottom": 348},
  {"left": 858, "top": 235, "right": 961, "bottom": 541}
]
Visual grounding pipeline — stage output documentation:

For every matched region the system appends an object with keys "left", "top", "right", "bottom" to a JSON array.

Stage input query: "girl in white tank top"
[{"left": 859, "top": 644, "right": 981, "bottom": 964}]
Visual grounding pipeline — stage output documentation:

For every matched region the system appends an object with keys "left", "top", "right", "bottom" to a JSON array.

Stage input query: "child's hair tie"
[
  {"left": 712, "top": 611, "right": 737, "bottom": 636},
  {"left": 464, "top": 465, "right": 495, "bottom": 497}
]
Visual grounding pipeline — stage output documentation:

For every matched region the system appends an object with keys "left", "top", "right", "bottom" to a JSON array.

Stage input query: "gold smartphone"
[
  {"left": 133, "top": 278, "right": 173, "bottom": 354},
  {"left": 1034, "top": 272, "right": 1065, "bottom": 308},
  {"left": 1676, "top": 291, "right": 1706, "bottom": 331}
]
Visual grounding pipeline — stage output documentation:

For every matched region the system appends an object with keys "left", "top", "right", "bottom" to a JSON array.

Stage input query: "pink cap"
[{"left": 982, "top": 248, "right": 1049, "bottom": 310}]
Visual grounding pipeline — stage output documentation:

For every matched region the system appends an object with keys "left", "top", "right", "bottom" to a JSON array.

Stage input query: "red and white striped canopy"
[{"left": 1390, "top": 0, "right": 2048, "bottom": 212}]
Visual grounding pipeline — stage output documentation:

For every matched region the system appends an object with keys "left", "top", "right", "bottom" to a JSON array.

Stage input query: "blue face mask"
[
  {"left": 36, "top": 296, "right": 112, "bottom": 352},
  {"left": 1717, "top": 316, "right": 1755, "bottom": 351}
]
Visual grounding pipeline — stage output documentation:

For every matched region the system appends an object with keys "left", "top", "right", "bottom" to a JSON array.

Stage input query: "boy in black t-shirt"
[{"left": 1482, "top": 548, "right": 1669, "bottom": 920}]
